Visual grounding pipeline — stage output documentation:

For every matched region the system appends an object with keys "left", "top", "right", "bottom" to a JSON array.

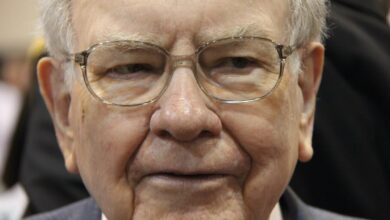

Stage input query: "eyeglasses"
[{"left": 71, "top": 36, "right": 294, "bottom": 107}]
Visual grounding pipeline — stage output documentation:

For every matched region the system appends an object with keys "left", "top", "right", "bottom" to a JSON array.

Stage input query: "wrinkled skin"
[{"left": 38, "top": 0, "right": 324, "bottom": 219}]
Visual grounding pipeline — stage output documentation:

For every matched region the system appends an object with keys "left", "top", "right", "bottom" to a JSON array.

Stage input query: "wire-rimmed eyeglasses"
[{"left": 70, "top": 36, "right": 294, "bottom": 107}]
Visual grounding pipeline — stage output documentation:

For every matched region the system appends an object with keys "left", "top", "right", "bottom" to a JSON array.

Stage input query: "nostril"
[
  {"left": 158, "top": 130, "right": 171, "bottom": 139},
  {"left": 150, "top": 106, "right": 222, "bottom": 141},
  {"left": 198, "top": 130, "right": 215, "bottom": 139}
]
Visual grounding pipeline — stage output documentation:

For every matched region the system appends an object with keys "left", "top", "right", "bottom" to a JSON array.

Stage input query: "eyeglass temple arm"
[
  {"left": 275, "top": 45, "right": 295, "bottom": 60},
  {"left": 74, "top": 52, "right": 88, "bottom": 66},
  {"left": 63, "top": 52, "right": 88, "bottom": 67}
]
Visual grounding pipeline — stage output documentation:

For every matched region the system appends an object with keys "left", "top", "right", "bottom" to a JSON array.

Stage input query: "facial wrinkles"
[
  {"left": 73, "top": 0, "right": 287, "bottom": 52},
  {"left": 69, "top": 72, "right": 152, "bottom": 212},
  {"left": 128, "top": 132, "right": 250, "bottom": 183},
  {"left": 70, "top": 84, "right": 90, "bottom": 131},
  {"left": 74, "top": 96, "right": 150, "bottom": 220},
  {"left": 216, "top": 67, "right": 300, "bottom": 217},
  {"left": 69, "top": 0, "right": 296, "bottom": 219},
  {"left": 195, "top": 0, "right": 287, "bottom": 43}
]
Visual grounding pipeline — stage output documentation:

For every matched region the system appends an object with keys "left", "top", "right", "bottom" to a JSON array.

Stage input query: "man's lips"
[
  {"left": 128, "top": 136, "right": 251, "bottom": 185},
  {"left": 139, "top": 172, "right": 231, "bottom": 190},
  {"left": 130, "top": 165, "right": 242, "bottom": 185},
  {"left": 144, "top": 172, "right": 228, "bottom": 180}
]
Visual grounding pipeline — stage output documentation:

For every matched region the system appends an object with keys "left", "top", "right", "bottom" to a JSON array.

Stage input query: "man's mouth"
[
  {"left": 140, "top": 172, "right": 230, "bottom": 190},
  {"left": 151, "top": 172, "right": 226, "bottom": 180}
]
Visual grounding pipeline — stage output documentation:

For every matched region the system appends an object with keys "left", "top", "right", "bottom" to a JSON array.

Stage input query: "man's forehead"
[{"left": 72, "top": 0, "right": 289, "bottom": 49}]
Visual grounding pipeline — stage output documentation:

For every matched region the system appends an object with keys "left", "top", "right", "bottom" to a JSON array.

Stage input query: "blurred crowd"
[
  {"left": 0, "top": 0, "right": 389, "bottom": 220},
  {"left": 0, "top": 37, "right": 45, "bottom": 220}
]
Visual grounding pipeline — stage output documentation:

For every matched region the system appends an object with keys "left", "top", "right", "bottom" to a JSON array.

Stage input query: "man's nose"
[{"left": 150, "top": 68, "right": 222, "bottom": 141}]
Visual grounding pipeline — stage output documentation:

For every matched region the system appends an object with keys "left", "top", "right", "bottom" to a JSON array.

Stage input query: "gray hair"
[{"left": 40, "top": 0, "right": 328, "bottom": 86}]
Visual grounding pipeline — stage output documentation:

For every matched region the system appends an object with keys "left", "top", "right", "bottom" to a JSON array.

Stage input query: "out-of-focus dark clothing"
[
  {"left": 19, "top": 69, "right": 88, "bottom": 215},
  {"left": 291, "top": 0, "right": 390, "bottom": 219}
]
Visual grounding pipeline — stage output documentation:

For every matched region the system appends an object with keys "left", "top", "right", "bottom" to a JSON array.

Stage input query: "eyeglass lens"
[{"left": 84, "top": 38, "right": 282, "bottom": 106}]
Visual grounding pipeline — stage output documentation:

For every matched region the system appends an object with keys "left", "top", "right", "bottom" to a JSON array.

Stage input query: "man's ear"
[
  {"left": 297, "top": 42, "right": 324, "bottom": 162},
  {"left": 37, "top": 57, "right": 78, "bottom": 173}
]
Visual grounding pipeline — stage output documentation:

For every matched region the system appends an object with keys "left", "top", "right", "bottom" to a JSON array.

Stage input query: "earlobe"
[
  {"left": 64, "top": 151, "right": 79, "bottom": 173},
  {"left": 297, "top": 42, "right": 324, "bottom": 162},
  {"left": 298, "top": 115, "right": 314, "bottom": 162},
  {"left": 37, "top": 57, "right": 78, "bottom": 173}
]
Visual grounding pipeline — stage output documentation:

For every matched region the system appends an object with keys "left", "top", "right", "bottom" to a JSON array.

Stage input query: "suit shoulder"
[
  {"left": 282, "top": 188, "right": 368, "bottom": 220},
  {"left": 24, "top": 198, "right": 100, "bottom": 220},
  {"left": 303, "top": 205, "right": 368, "bottom": 220}
]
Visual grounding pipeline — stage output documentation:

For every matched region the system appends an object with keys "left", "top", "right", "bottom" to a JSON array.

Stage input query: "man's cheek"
[
  {"left": 242, "top": 161, "right": 291, "bottom": 219},
  {"left": 221, "top": 111, "right": 284, "bottom": 159},
  {"left": 88, "top": 110, "right": 150, "bottom": 171}
]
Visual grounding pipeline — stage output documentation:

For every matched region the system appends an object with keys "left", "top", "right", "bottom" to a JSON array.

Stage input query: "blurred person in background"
[
  {"left": 0, "top": 0, "right": 42, "bottom": 191},
  {"left": 0, "top": 55, "right": 25, "bottom": 188},
  {"left": 0, "top": 0, "right": 64, "bottom": 219},
  {"left": 1, "top": 55, "right": 32, "bottom": 94},
  {"left": 291, "top": 0, "right": 390, "bottom": 219},
  {"left": 0, "top": 39, "right": 43, "bottom": 219}
]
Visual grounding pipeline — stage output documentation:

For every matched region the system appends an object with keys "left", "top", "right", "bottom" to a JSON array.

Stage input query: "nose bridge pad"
[
  {"left": 169, "top": 54, "right": 202, "bottom": 90},
  {"left": 171, "top": 54, "right": 196, "bottom": 70},
  {"left": 165, "top": 54, "right": 208, "bottom": 101}
]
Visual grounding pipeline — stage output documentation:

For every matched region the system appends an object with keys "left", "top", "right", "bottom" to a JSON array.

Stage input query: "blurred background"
[
  {"left": 0, "top": 0, "right": 40, "bottom": 55},
  {"left": 0, "top": 1, "right": 40, "bottom": 219}
]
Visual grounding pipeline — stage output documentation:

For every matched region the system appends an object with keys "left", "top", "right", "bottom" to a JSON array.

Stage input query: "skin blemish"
[
  {"left": 82, "top": 106, "right": 86, "bottom": 123},
  {"left": 81, "top": 99, "right": 89, "bottom": 123}
]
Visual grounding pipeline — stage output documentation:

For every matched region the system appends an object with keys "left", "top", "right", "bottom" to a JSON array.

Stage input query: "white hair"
[
  {"left": 288, "top": 0, "right": 328, "bottom": 46},
  {"left": 39, "top": 0, "right": 329, "bottom": 87},
  {"left": 39, "top": 0, "right": 74, "bottom": 87}
]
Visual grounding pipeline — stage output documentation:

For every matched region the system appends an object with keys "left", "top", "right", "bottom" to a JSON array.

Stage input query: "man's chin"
[{"left": 132, "top": 176, "right": 248, "bottom": 219}]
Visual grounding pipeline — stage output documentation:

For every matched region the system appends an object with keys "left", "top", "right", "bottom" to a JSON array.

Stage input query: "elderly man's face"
[{"left": 39, "top": 0, "right": 323, "bottom": 219}]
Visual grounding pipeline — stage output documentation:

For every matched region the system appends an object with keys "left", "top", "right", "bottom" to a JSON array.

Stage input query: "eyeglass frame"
[{"left": 69, "top": 36, "right": 295, "bottom": 107}]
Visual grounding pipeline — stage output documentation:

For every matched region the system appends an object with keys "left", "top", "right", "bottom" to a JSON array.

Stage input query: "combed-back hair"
[{"left": 39, "top": 0, "right": 328, "bottom": 87}]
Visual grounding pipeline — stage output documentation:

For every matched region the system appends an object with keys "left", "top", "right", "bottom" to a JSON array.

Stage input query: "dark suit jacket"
[{"left": 24, "top": 189, "right": 365, "bottom": 220}]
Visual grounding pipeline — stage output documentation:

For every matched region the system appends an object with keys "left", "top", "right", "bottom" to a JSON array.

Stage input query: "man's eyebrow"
[
  {"left": 196, "top": 24, "right": 274, "bottom": 44},
  {"left": 95, "top": 32, "right": 163, "bottom": 46},
  {"left": 93, "top": 24, "right": 274, "bottom": 47}
]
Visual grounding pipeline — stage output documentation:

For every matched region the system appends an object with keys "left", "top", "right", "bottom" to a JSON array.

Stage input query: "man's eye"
[
  {"left": 102, "top": 63, "right": 159, "bottom": 79},
  {"left": 212, "top": 57, "right": 258, "bottom": 73},
  {"left": 229, "top": 57, "right": 252, "bottom": 69},
  {"left": 111, "top": 64, "right": 153, "bottom": 75}
]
